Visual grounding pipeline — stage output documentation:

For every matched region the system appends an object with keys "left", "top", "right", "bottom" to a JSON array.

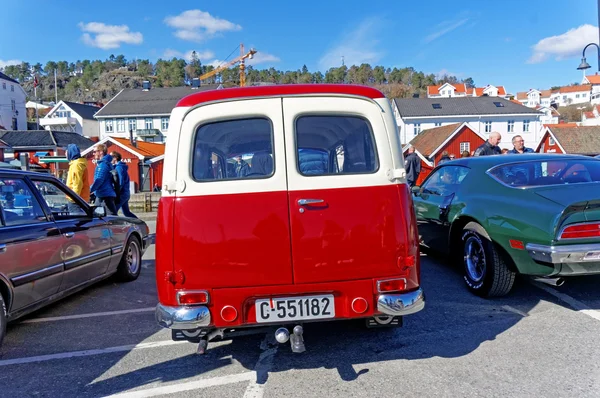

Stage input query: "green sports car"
[{"left": 411, "top": 153, "right": 600, "bottom": 297}]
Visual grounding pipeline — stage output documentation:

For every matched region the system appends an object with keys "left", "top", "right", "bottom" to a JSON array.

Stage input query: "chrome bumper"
[
  {"left": 526, "top": 243, "right": 600, "bottom": 264},
  {"left": 155, "top": 304, "right": 211, "bottom": 330},
  {"left": 377, "top": 288, "right": 425, "bottom": 317}
]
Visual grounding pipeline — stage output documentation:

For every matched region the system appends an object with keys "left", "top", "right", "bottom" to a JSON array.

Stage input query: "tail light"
[
  {"left": 176, "top": 290, "right": 209, "bottom": 305},
  {"left": 377, "top": 278, "right": 407, "bottom": 293},
  {"left": 559, "top": 222, "right": 600, "bottom": 239}
]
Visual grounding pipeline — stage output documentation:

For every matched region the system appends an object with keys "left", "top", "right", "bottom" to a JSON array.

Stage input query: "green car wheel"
[{"left": 462, "top": 222, "right": 515, "bottom": 297}]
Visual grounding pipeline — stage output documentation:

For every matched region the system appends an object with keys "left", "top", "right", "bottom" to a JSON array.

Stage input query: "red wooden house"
[
  {"left": 536, "top": 125, "right": 600, "bottom": 156},
  {"left": 402, "top": 122, "right": 486, "bottom": 185}
]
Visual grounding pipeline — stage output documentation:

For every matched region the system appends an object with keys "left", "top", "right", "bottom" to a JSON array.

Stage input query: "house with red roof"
[
  {"left": 536, "top": 125, "right": 600, "bottom": 156},
  {"left": 427, "top": 83, "right": 509, "bottom": 99}
]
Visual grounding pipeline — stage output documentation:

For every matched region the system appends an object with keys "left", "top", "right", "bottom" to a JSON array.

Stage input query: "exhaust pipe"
[{"left": 533, "top": 276, "right": 565, "bottom": 287}]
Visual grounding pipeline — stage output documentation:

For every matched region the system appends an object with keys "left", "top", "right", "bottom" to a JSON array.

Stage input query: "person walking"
[
  {"left": 508, "top": 135, "right": 535, "bottom": 154},
  {"left": 111, "top": 151, "right": 137, "bottom": 218},
  {"left": 90, "top": 144, "right": 117, "bottom": 215},
  {"left": 474, "top": 132, "right": 502, "bottom": 156},
  {"left": 66, "top": 144, "right": 90, "bottom": 202},
  {"left": 404, "top": 147, "right": 421, "bottom": 188}
]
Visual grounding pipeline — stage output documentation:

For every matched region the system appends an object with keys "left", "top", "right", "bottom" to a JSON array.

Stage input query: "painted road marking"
[
  {"left": 104, "top": 372, "right": 255, "bottom": 398},
  {"left": 243, "top": 333, "right": 278, "bottom": 398},
  {"left": 533, "top": 282, "right": 600, "bottom": 322},
  {"left": 20, "top": 307, "right": 156, "bottom": 324},
  {"left": 501, "top": 305, "right": 529, "bottom": 317},
  {"left": 0, "top": 340, "right": 185, "bottom": 367}
]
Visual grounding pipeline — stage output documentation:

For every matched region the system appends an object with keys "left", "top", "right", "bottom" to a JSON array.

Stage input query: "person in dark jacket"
[
  {"left": 111, "top": 151, "right": 137, "bottom": 218},
  {"left": 438, "top": 151, "right": 452, "bottom": 164},
  {"left": 90, "top": 144, "right": 117, "bottom": 215},
  {"left": 474, "top": 132, "right": 502, "bottom": 156},
  {"left": 249, "top": 152, "right": 273, "bottom": 176},
  {"left": 508, "top": 135, "right": 535, "bottom": 154},
  {"left": 234, "top": 155, "right": 251, "bottom": 177},
  {"left": 404, "top": 147, "right": 421, "bottom": 188}
]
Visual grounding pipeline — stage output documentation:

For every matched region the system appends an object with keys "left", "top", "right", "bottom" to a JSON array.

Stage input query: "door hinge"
[{"left": 386, "top": 168, "right": 406, "bottom": 181}]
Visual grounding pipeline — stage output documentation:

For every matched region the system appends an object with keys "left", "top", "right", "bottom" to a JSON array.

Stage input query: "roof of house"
[
  {"left": 470, "top": 85, "right": 507, "bottom": 96},
  {"left": 393, "top": 96, "right": 542, "bottom": 118},
  {"left": 584, "top": 111, "right": 595, "bottom": 119},
  {"left": 80, "top": 136, "right": 165, "bottom": 159},
  {"left": 516, "top": 92, "right": 527, "bottom": 100},
  {"left": 586, "top": 74, "right": 600, "bottom": 84},
  {"left": 557, "top": 84, "right": 591, "bottom": 94},
  {"left": 547, "top": 126, "right": 600, "bottom": 154},
  {"left": 0, "top": 72, "right": 19, "bottom": 85},
  {"left": 407, "top": 123, "right": 462, "bottom": 156},
  {"left": 543, "top": 122, "right": 578, "bottom": 128},
  {"left": 427, "top": 83, "right": 467, "bottom": 96},
  {"left": 93, "top": 84, "right": 223, "bottom": 117},
  {"left": 62, "top": 101, "right": 100, "bottom": 120},
  {"left": 0, "top": 130, "right": 95, "bottom": 149},
  {"left": 540, "top": 89, "right": 553, "bottom": 98}
]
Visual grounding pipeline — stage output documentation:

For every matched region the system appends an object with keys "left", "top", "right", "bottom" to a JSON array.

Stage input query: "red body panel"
[
  {"left": 288, "top": 185, "right": 410, "bottom": 284},
  {"left": 171, "top": 191, "right": 294, "bottom": 292},
  {"left": 156, "top": 197, "right": 176, "bottom": 305},
  {"left": 176, "top": 84, "right": 385, "bottom": 107}
]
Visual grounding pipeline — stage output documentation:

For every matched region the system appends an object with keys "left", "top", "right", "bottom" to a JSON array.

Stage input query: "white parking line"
[
  {"left": 501, "top": 305, "right": 529, "bottom": 317},
  {"left": 533, "top": 282, "right": 600, "bottom": 322},
  {"left": 0, "top": 340, "right": 185, "bottom": 367},
  {"left": 243, "top": 333, "right": 278, "bottom": 398},
  {"left": 20, "top": 307, "right": 156, "bottom": 324},
  {"left": 103, "top": 372, "right": 255, "bottom": 398}
]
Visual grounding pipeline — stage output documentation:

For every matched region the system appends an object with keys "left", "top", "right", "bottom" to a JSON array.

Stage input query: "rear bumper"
[
  {"left": 377, "top": 288, "right": 425, "bottom": 316},
  {"left": 156, "top": 304, "right": 211, "bottom": 330},
  {"left": 526, "top": 243, "right": 600, "bottom": 275}
]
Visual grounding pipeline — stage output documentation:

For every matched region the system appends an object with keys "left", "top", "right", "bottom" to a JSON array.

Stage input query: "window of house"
[
  {"left": 508, "top": 120, "right": 515, "bottom": 133},
  {"left": 460, "top": 142, "right": 470, "bottom": 153},
  {"left": 295, "top": 115, "right": 378, "bottom": 176},
  {"left": 145, "top": 118, "right": 153, "bottom": 130},
  {"left": 161, "top": 117, "right": 169, "bottom": 131},
  {"left": 434, "top": 122, "right": 442, "bottom": 127},
  {"left": 523, "top": 120, "right": 530, "bottom": 132},
  {"left": 583, "top": 93, "right": 588, "bottom": 98},
  {"left": 484, "top": 121, "right": 492, "bottom": 133},
  {"left": 10, "top": 85, "right": 14, "bottom": 92},
  {"left": 128, "top": 118, "right": 136, "bottom": 132},
  {"left": 2, "top": 83, "right": 5, "bottom": 90},
  {"left": 192, "top": 118, "right": 274, "bottom": 181},
  {"left": 11, "top": 100, "right": 15, "bottom": 111},
  {"left": 105, "top": 119, "right": 114, "bottom": 133},
  {"left": 116, "top": 119, "right": 125, "bottom": 132},
  {"left": 549, "top": 136, "right": 555, "bottom": 145},
  {"left": 413, "top": 123, "right": 422, "bottom": 135}
]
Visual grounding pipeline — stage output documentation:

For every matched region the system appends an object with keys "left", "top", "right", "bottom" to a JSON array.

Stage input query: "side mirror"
[
  {"left": 411, "top": 185, "right": 421, "bottom": 196},
  {"left": 92, "top": 206, "right": 106, "bottom": 218}
]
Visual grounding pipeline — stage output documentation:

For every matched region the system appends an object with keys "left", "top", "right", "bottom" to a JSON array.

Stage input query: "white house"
[
  {"left": 93, "top": 83, "right": 222, "bottom": 142},
  {"left": 40, "top": 100, "right": 101, "bottom": 137},
  {"left": 536, "top": 105, "right": 560, "bottom": 125},
  {"left": 580, "top": 105, "right": 600, "bottom": 126},
  {"left": 583, "top": 74, "right": 600, "bottom": 104},
  {"left": 427, "top": 83, "right": 509, "bottom": 99},
  {"left": 518, "top": 85, "right": 591, "bottom": 108},
  {"left": 392, "top": 96, "right": 543, "bottom": 150},
  {"left": 0, "top": 72, "right": 26, "bottom": 131}
]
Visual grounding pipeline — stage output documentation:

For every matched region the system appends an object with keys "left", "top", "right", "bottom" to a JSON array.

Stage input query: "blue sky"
[{"left": 1, "top": 0, "right": 599, "bottom": 93}]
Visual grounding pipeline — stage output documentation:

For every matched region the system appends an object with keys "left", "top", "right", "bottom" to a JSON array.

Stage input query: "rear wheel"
[
  {"left": 462, "top": 222, "right": 515, "bottom": 297},
  {"left": 0, "top": 294, "right": 6, "bottom": 348},
  {"left": 116, "top": 236, "right": 142, "bottom": 282}
]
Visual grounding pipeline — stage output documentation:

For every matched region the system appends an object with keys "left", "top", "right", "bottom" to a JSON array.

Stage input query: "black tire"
[
  {"left": 0, "top": 293, "right": 6, "bottom": 349},
  {"left": 116, "top": 236, "right": 142, "bottom": 282},
  {"left": 461, "top": 222, "right": 515, "bottom": 297}
]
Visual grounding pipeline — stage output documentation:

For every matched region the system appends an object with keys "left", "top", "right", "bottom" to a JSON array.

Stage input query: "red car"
[{"left": 155, "top": 84, "right": 425, "bottom": 353}]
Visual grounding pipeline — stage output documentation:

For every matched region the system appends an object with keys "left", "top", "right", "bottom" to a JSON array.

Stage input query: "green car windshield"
[{"left": 488, "top": 159, "right": 600, "bottom": 188}]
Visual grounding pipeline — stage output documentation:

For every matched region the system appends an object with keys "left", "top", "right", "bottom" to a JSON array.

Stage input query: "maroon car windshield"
[{"left": 488, "top": 159, "right": 600, "bottom": 187}]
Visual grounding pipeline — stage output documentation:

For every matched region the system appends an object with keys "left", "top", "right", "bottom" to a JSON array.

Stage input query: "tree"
[
  {"left": 137, "top": 60, "right": 153, "bottom": 77},
  {"left": 44, "top": 61, "right": 57, "bottom": 75},
  {"left": 185, "top": 51, "right": 202, "bottom": 79},
  {"left": 373, "top": 66, "right": 386, "bottom": 84},
  {"left": 32, "top": 63, "right": 44, "bottom": 75},
  {"left": 313, "top": 71, "right": 324, "bottom": 83},
  {"left": 56, "top": 61, "right": 69, "bottom": 76},
  {"left": 463, "top": 77, "right": 475, "bottom": 89}
]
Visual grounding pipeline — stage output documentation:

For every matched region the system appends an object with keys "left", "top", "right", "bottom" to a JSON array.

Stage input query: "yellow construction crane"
[{"left": 198, "top": 43, "right": 257, "bottom": 87}]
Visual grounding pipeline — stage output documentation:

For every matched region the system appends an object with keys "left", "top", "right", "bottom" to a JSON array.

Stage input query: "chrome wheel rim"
[
  {"left": 465, "top": 237, "right": 486, "bottom": 282},
  {"left": 127, "top": 240, "right": 140, "bottom": 274}
]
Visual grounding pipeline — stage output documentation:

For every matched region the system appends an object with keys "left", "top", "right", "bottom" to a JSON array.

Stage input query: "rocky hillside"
[{"left": 22, "top": 70, "right": 149, "bottom": 103}]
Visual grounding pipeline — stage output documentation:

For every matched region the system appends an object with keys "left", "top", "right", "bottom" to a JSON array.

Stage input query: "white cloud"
[
  {"left": 162, "top": 49, "right": 216, "bottom": 61},
  {"left": 78, "top": 22, "right": 143, "bottom": 50},
  {"left": 435, "top": 69, "right": 463, "bottom": 79},
  {"left": 319, "top": 17, "right": 385, "bottom": 70},
  {"left": 423, "top": 18, "right": 469, "bottom": 43},
  {"left": 247, "top": 52, "right": 280, "bottom": 66},
  {"left": 0, "top": 59, "right": 22, "bottom": 69},
  {"left": 528, "top": 24, "right": 598, "bottom": 64},
  {"left": 164, "top": 10, "right": 242, "bottom": 42}
]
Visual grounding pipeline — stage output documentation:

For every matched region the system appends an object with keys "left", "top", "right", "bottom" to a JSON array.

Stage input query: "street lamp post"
[{"left": 577, "top": 0, "right": 600, "bottom": 73}]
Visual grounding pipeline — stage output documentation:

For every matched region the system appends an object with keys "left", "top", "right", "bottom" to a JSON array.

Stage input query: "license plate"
[{"left": 255, "top": 294, "right": 335, "bottom": 323}]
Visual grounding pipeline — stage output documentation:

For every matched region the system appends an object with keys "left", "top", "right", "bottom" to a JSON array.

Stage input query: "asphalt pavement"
[{"left": 1, "top": 220, "right": 599, "bottom": 397}]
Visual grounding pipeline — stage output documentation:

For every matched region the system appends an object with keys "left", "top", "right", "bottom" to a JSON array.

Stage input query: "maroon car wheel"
[{"left": 462, "top": 222, "right": 515, "bottom": 297}]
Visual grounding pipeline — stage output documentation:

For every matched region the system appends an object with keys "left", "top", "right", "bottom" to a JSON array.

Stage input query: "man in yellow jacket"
[{"left": 66, "top": 144, "right": 90, "bottom": 202}]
